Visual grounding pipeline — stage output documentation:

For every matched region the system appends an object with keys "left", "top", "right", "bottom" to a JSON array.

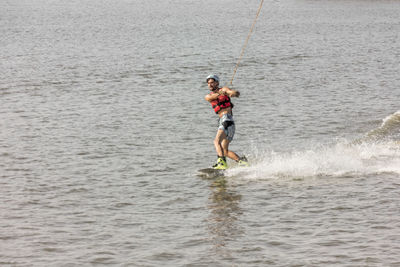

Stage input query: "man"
[{"left": 205, "top": 74, "right": 248, "bottom": 169}]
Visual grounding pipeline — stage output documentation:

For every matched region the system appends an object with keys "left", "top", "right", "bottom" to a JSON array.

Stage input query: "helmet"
[{"left": 206, "top": 74, "right": 220, "bottom": 83}]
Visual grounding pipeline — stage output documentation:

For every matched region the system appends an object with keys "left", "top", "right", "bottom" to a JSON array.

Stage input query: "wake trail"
[{"left": 227, "top": 111, "right": 400, "bottom": 180}]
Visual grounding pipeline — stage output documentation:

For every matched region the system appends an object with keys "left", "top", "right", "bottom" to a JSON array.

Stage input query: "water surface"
[{"left": 1, "top": 0, "right": 400, "bottom": 266}]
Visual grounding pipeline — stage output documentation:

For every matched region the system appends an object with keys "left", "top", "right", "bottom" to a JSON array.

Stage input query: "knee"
[{"left": 213, "top": 138, "right": 220, "bottom": 147}]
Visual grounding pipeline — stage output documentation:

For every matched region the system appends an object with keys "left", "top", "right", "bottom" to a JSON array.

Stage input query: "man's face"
[{"left": 207, "top": 79, "right": 218, "bottom": 91}]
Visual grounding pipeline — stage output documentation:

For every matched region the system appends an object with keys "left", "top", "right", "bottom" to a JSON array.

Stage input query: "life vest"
[{"left": 210, "top": 94, "right": 233, "bottom": 114}]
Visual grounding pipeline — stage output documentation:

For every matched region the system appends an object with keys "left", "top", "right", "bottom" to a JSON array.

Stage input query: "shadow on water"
[{"left": 202, "top": 175, "right": 244, "bottom": 260}]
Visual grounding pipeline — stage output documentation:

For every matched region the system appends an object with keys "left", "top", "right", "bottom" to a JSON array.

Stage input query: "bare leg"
[
  {"left": 221, "top": 138, "right": 240, "bottom": 161},
  {"left": 215, "top": 130, "right": 240, "bottom": 161},
  {"left": 213, "top": 129, "right": 225, "bottom": 157}
]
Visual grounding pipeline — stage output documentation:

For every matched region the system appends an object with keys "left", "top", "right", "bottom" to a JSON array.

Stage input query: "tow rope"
[{"left": 228, "top": 0, "right": 264, "bottom": 87}]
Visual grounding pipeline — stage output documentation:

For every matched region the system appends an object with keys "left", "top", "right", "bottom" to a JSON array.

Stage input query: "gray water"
[{"left": 1, "top": 0, "right": 400, "bottom": 266}]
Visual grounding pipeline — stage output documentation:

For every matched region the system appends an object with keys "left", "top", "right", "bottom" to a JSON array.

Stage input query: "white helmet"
[{"left": 206, "top": 74, "right": 220, "bottom": 83}]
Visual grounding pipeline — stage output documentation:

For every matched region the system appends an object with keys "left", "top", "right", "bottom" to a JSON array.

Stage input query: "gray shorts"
[{"left": 218, "top": 114, "right": 235, "bottom": 142}]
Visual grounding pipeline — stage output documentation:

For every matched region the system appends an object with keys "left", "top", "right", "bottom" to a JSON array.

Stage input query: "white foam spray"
[
  {"left": 227, "top": 140, "right": 400, "bottom": 180},
  {"left": 227, "top": 111, "right": 400, "bottom": 180}
]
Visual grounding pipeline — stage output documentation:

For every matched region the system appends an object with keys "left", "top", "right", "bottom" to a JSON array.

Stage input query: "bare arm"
[
  {"left": 205, "top": 87, "right": 240, "bottom": 102},
  {"left": 205, "top": 92, "right": 220, "bottom": 102},
  {"left": 219, "top": 87, "right": 240, "bottom": 98}
]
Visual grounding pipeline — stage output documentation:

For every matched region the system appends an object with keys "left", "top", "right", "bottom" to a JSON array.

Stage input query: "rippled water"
[{"left": 1, "top": 0, "right": 400, "bottom": 266}]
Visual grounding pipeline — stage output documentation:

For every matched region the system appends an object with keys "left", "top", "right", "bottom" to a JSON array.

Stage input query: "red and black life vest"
[{"left": 210, "top": 94, "right": 233, "bottom": 114}]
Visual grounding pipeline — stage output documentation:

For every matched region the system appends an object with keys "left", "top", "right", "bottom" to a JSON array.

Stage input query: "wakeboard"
[{"left": 197, "top": 168, "right": 226, "bottom": 177}]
